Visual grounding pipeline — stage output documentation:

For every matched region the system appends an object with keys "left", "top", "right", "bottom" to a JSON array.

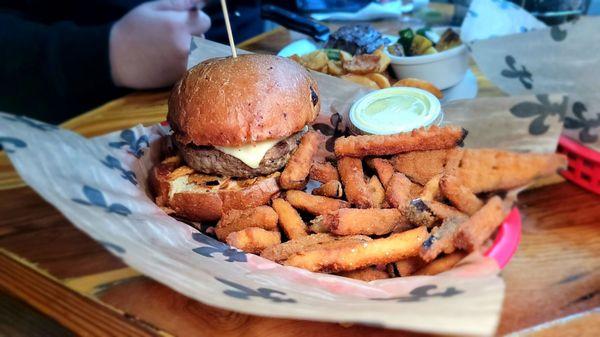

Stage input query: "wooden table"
[{"left": 1, "top": 8, "right": 599, "bottom": 337}]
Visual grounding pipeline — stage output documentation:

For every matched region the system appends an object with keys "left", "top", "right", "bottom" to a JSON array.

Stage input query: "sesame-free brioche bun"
[{"left": 168, "top": 54, "right": 321, "bottom": 147}]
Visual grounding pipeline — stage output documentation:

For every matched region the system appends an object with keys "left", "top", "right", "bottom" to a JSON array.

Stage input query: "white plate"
[{"left": 277, "top": 38, "right": 478, "bottom": 103}]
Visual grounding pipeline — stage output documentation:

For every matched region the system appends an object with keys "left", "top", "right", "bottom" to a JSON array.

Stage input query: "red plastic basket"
[{"left": 557, "top": 135, "right": 600, "bottom": 195}]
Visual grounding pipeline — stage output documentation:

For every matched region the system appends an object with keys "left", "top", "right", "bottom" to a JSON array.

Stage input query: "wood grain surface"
[{"left": 0, "top": 250, "right": 160, "bottom": 337}]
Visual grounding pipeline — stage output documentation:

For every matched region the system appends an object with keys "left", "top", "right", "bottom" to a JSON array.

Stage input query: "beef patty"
[{"left": 176, "top": 130, "right": 305, "bottom": 178}]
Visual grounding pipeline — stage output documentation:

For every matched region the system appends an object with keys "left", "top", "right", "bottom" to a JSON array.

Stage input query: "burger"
[{"left": 150, "top": 54, "right": 321, "bottom": 221}]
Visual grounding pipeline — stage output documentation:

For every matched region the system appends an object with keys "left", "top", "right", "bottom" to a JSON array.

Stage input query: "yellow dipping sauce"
[{"left": 349, "top": 87, "right": 442, "bottom": 135}]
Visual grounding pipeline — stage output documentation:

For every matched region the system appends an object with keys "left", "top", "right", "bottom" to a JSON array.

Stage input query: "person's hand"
[{"left": 109, "top": 0, "right": 211, "bottom": 89}]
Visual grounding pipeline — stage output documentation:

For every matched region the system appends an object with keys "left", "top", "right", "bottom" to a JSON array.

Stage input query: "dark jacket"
[{"left": 0, "top": 0, "right": 262, "bottom": 123}]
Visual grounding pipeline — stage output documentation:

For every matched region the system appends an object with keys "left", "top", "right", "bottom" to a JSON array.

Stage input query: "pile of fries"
[
  {"left": 290, "top": 48, "right": 393, "bottom": 90},
  {"left": 206, "top": 126, "right": 567, "bottom": 281}
]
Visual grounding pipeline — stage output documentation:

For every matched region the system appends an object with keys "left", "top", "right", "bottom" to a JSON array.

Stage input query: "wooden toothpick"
[{"left": 220, "top": 0, "right": 237, "bottom": 58}]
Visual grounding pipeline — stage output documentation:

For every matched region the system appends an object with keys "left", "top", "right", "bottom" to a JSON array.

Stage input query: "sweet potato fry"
[
  {"left": 226, "top": 227, "right": 281, "bottom": 254},
  {"left": 366, "top": 158, "right": 394, "bottom": 186},
  {"left": 272, "top": 198, "right": 308, "bottom": 240},
  {"left": 286, "top": 190, "right": 349, "bottom": 215},
  {"left": 312, "top": 180, "right": 343, "bottom": 198},
  {"left": 324, "top": 208, "right": 410, "bottom": 236},
  {"left": 414, "top": 251, "right": 467, "bottom": 276},
  {"left": 391, "top": 149, "right": 450, "bottom": 185},
  {"left": 338, "top": 266, "right": 391, "bottom": 281},
  {"left": 367, "top": 175, "right": 386, "bottom": 208},
  {"left": 393, "top": 78, "right": 443, "bottom": 99},
  {"left": 395, "top": 256, "right": 426, "bottom": 277},
  {"left": 440, "top": 174, "right": 484, "bottom": 215},
  {"left": 420, "top": 174, "right": 442, "bottom": 201},
  {"left": 456, "top": 149, "right": 567, "bottom": 193},
  {"left": 420, "top": 217, "right": 467, "bottom": 262},
  {"left": 309, "top": 161, "right": 339, "bottom": 183},
  {"left": 260, "top": 233, "right": 336, "bottom": 262},
  {"left": 454, "top": 196, "right": 508, "bottom": 251},
  {"left": 284, "top": 226, "right": 428, "bottom": 273},
  {"left": 385, "top": 173, "right": 414, "bottom": 208},
  {"left": 337, "top": 157, "right": 372, "bottom": 208},
  {"left": 334, "top": 126, "right": 467, "bottom": 158},
  {"left": 280, "top": 131, "right": 320, "bottom": 190},
  {"left": 215, "top": 206, "right": 278, "bottom": 241}
]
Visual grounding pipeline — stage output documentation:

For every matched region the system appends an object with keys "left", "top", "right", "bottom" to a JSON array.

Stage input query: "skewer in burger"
[{"left": 150, "top": 54, "right": 321, "bottom": 221}]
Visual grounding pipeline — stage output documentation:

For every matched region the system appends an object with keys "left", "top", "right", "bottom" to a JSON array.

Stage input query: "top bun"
[{"left": 168, "top": 54, "right": 321, "bottom": 147}]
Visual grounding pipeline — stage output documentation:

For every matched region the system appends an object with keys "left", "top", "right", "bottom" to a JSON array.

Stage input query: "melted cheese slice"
[{"left": 215, "top": 138, "right": 282, "bottom": 169}]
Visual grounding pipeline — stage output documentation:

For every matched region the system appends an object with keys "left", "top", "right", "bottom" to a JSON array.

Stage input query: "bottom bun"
[{"left": 150, "top": 156, "right": 281, "bottom": 222}]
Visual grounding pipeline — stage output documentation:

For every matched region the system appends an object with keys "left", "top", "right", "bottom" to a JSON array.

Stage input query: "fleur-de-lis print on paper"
[
  {"left": 564, "top": 102, "right": 600, "bottom": 143},
  {"left": 100, "top": 155, "right": 138, "bottom": 185},
  {"left": 109, "top": 129, "right": 149, "bottom": 158},
  {"left": 510, "top": 94, "right": 568, "bottom": 135},
  {"left": 72, "top": 186, "right": 131, "bottom": 216},
  {"left": 312, "top": 112, "right": 351, "bottom": 153},
  {"left": 2, "top": 114, "right": 58, "bottom": 131},
  {"left": 501, "top": 55, "right": 533, "bottom": 89},
  {"left": 215, "top": 277, "right": 297, "bottom": 303},
  {"left": 191, "top": 233, "right": 247, "bottom": 262},
  {"left": 371, "top": 285, "right": 463, "bottom": 303},
  {"left": 0, "top": 137, "right": 27, "bottom": 153}
]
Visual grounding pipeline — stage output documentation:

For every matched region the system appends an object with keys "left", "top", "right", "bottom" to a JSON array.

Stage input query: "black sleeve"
[{"left": 0, "top": 12, "right": 130, "bottom": 124}]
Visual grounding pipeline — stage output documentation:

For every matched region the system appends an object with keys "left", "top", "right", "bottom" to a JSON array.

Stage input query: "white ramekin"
[{"left": 385, "top": 37, "right": 468, "bottom": 90}]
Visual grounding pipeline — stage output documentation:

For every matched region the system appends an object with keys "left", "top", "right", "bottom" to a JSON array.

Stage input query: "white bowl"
[{"left": 385, "top": 34, "right": 468, "bottom": 90}]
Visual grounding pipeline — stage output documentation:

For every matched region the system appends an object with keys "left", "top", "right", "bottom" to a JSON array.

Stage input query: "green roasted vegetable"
[
  {"left": 398, "top": 28, "right": 415, "bottom": 56},
  {"left": 387, "top": 43, "right": 405, "bottom": 57},
  {"left": 324, "top": 49, "right": 342, "bottom": 61}
]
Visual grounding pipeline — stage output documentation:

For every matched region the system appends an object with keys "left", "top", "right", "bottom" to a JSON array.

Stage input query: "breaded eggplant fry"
[
  {"left": 280, "top": 132, "right": 320, "bottom": 190},
  {"left": 456, "top": 149, "right": 567, "bottom": 193},
  {"left": 367, "top": 175, "right": 386, "bottom": 208},
  {"left": 440, "top": 174, "right": 484, "bottom": 215},
  {"left": 312, "top": 180, "right": 344, "bottom": 198},
  {"left": 260, "top": 233, "right": 336, "bottom": 262},
  {"left": 391, "top": 149, "right": 449, "bottom": 185},
  {"left": 226, "top": 227, "right": 281, "bottom": 254},
  {"left": 334, "top": 125, "right": 467, "bottom": 158},
  {"left": 215, "top": 206, "right": 278, "bottom": 241},
  {"left": 426, "top": 200, "right": 467, "bottom": 220},
  {"left": 406, "top": 199, "right": 468, "bottom": 228},
  {"left": 395, "top": 256, "right": 426, "bottom": 277},
  {"left": 284, "top": 226, "right": 428, "bottom": 272},
  {"left": 406, "top": 199, "right": 438, "bottom": 228},
  {"left": 414, "top": 251, "right": 467, "bottom": 276},
  {"left": 366, "top": 158, "right": 395, "bottom": 186},
  {"left": 286, "top": 190, "right": 349, "bottom": 215},
  {"left": 272, "top": 198, "right": 308, "bottom": 239},
  {"left": 337, "top": 157, "right": 372, "bottom": 208},
  {"left": 385, "top": 173, "right": 414, "bottom": 208},
  {"left": 309, "top": 215, "right": 328, "bottom": 233},
  {"left": 338, "top": 266, "right": 391, "bottom": 281},
  {"left": 454, "top": 196, "right": 508, "bottom": 251},
  {"left": 309, "top": 161, "right": 339, "bottom": 183},
  {"left": 420, "top": 217, "right": 466, "bottom": 262},
  {"left": 420, "top": 174, "right": 442, "bottom": 201},
  {"left": 325, "top": 208, "right": 410, "bottom": 236}
]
